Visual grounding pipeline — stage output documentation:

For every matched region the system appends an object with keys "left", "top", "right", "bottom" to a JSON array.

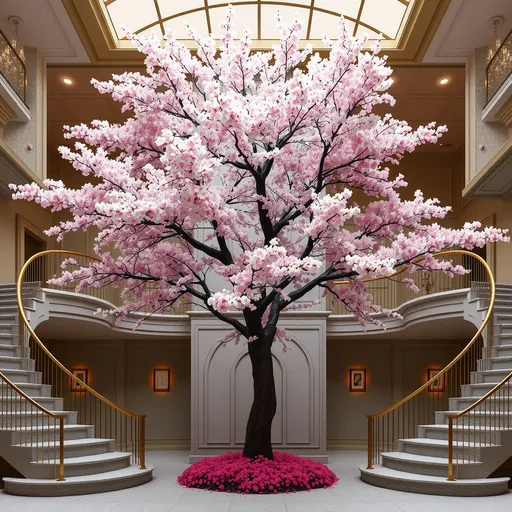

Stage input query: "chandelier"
[
  {"left": 0, "top": 16, "right": 26, "bottom": 100},
  {"left": 486, "top": 16, "right": 512, "bottom": 100}
]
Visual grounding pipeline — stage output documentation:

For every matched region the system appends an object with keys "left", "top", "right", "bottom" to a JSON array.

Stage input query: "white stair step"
[
  {"left": 0, "top": 380, "right": 52, "bottom": 397},
  {"left": 28, "top": 452, "right": 132, "bottom": 478},
  {"left": 18, "top": 437, "right": 115, "bottom": 460},
  {"left": 381, "top": 452, "right": 484, "bottom": 479},
  {"left": 482, "top": 355, "right": 512, "bottom": 370},
  {"left": 3, "top": 464, "right": 154, "bottom": 496},
  {"left": 399, "top": 437, "right": 495, "bottom": 459},
  {"left": 419, "top": 424, "right": 503, "bottom": 442},
  {"left": 10, "top": 423, "right": 93, "bottom": 444},
  {"left": 0, "top": 356, "right": 33, "bottom": 370},
  {"left": 359, "top": 464, "right": 509, "bottom": 496},
  {"left": 461, "top": 382, "right": 512, "bottom": 397},
  {"left": 472, "top": 369, "right": 511, "bottom": 383},
  {"left": 0, "top": 369, "right": 42, "bottom": 383}
]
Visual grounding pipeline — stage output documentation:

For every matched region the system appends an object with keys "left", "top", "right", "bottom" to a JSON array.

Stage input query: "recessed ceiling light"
[
  {"left": 62, "top": 77, "right": 73, "bottom": 86},
  {"left": 438, "top": 77, "right": 450, "bottom": 85}
]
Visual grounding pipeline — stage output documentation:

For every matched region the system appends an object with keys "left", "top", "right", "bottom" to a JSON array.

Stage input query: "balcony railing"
[
  {"left": 0, "top": 27, "right": 26, "bottom": 102},
  {"left": 486, "top": 28, "right": 512, "bottom": 103}
]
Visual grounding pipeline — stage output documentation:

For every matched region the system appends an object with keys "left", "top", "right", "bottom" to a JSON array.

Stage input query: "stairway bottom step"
[
  {"left": 3, "top": 464, "right": 153, "bottom": 497},
  {"left": 360, "top": 465, "right": 509, "bottom": 497}
]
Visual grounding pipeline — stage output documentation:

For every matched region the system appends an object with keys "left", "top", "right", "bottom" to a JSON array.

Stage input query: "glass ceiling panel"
[{"left": 103, "top": 0, "right": 413, "bottom": 42}]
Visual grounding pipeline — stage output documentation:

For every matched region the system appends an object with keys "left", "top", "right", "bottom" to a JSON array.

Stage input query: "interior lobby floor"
[{"left": 0, "top": 450, "right": 512, "bottom": 512}]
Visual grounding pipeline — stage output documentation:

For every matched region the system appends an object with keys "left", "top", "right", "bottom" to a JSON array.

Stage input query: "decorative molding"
[
  {"left": 15, "top": 214, "right": 49, "bottom": 276},
  {"left": 462, "top": 138, "right": 512, "bottom": 200},
  {"left": 496, "top": 97, "right": 512, "bottom": 128},
  {"left": 0, "top": 139, "right": 44, "bottom": 197},
  {"left": 0, "top": 97, "right": 16, "bottom": 135}
]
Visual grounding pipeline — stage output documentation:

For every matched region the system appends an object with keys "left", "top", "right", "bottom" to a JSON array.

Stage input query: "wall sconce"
[
  {"left": 153, "top": 368, "right": 171, "bottom": 392},
  {"left": 427, "top": 368, "right": 445, "bottom": 392},
  {"left": 349, "top": 368, "right": 367, "bottom": 392},
  {"left": 71, "top": 368, "right": 88, "bottom": 392}
]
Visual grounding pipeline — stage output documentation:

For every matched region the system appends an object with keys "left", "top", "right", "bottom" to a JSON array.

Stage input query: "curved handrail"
[
  {"left": 358, "top": 250, "right": 494, "bottom": 471},
  {"left": 17, "top": 249, "right": 147, "bottom": 470},
  {"left": 367, "top": 250, "right": 494, "bottom": 418}
]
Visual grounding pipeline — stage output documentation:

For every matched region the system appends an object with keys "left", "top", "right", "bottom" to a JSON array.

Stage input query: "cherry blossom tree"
[{"left": 11, "top": 12, "right": 508, "bottom": 460}]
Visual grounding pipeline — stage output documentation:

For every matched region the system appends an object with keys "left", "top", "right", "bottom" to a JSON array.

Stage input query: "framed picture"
[
  {"left": 349, "top": 369, "right": 367, "bottom": 392},
  {"left": 153, "top": 368, "right": 171, "bottom": 392},
  {"left": 71, "top": 368, "right": 88, "bottom": 392},
  {"left": 428, "top": 368, "right": 445, "bottom": 392}
]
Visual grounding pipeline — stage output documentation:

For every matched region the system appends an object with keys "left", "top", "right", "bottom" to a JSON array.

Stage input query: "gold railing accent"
[
  {"left": 361, "top": 250, "right": 495, "bottom": 474},
  {"left": 486, "top": 28, "right": 512, "bottom": 102},
  {"left": 17, "top": 250, "right": 149, "bottom": 481},
  {"left": 0, "top": 371, "right": 65, "bottom": 481},
  {"left": 447, "top": 352, "right": 512, "bottom": 481},
  {"left": 0, "top": 27, "right": 27, "bottom": 102}
]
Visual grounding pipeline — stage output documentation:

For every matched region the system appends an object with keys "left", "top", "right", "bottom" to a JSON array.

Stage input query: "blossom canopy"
[{"left": 10, "top": 10, "right": 508, "bottom": 340}]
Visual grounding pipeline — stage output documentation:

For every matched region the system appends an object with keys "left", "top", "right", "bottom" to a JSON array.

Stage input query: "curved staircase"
[
  {"left": 0, "top": 265, "right": 154, "bottom": 496},
  {"left": 361, "top": 282, "right": 512, "bottom": 496}
]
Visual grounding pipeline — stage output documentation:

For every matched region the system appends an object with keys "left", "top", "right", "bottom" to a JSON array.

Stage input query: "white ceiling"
[
  {"left": 424, "top": 0, "right": 512, "bottom": 63},
  {"left": 0, "top": 0, "right": 88, "bottom": 63}
]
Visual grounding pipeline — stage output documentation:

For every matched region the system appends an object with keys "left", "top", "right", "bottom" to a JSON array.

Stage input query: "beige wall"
[
  {"left": 0, "top": 197, "right": 54, "bottom": 284},
  {"left": 44, "top": 337, "right": 191, "bottom": 449},
  {"left": 326, "top": 337, "right": 466, "bottom": 449}
]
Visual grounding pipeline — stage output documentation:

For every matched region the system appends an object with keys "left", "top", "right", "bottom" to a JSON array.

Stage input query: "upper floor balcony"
[
  {"left": 482, "top": 27, "right": 512, "bottom": 124},
  {"left": 0, "top": 26, "right": 30, "bottom": 125}
]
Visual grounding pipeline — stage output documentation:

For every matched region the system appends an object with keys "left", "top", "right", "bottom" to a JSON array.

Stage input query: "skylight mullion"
[
  {"left": 306, "top": 0, "right": 314, "bottom": 40},
  {"left": 353, "top": 0, "right": 365, "bottom": 37}
]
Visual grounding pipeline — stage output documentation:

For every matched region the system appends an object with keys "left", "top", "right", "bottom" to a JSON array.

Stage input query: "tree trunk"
[{"left": 242, "top": 338, "right": 277, "bottom": 459}]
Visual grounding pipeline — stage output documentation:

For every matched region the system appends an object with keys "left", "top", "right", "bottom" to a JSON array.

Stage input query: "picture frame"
[
  {"left": 71, "top": 368, "right": 88, "bottom": 392},
  {"left": 349, "top": 368, "right": 367, "bottom": 392},
  {"left": 428, "top": 368, "right": 445, "bottom": 392},
  {"left": 153, "top": 368, "right": 171, "bottom": 392}
]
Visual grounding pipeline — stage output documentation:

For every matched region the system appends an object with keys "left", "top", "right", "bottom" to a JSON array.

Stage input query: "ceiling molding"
[{"left": 58, "top": 0, "right": 452, "bottom": 66}]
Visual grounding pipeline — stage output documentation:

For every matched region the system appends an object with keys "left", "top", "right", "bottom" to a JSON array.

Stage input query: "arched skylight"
[{"left": 103, "top": 0, "right": 414, "bottom": 43}]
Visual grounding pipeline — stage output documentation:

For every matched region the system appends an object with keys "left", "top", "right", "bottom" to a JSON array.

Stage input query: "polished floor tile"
[{"left": 0, "top": 451, "right": 511, "bottom": 512}]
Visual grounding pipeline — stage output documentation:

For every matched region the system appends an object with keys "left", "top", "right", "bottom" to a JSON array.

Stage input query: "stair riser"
[
  {"left": 29, "top": 440, "right": 115, "bottom": 461},
  {"left": 382, "top": 457, "right": 482, "bottom": 479},
  {"left": 0, "top": 383, "right": 52, "bottom": 397},
  {"left": 0, "top": 346, "right": 20, "bottom": 357},
  {"left": 12, "top": 425, "right": 93, "bottom": 445},
  {"left": 472, "top": 371, "right": 510, "bottom": 383},
  {"left": 0, "top": 371, "right": 42, "bottom": 384},
  {"left": 399, "top": 441, "right": 482, "bottom": 460},
  {"left": 487, "top": 359, "right": 512, "bottom": 370},
  {"left": 5, "top": 398, "right": 64, "bottom": 411},
  {"left": 0, "top": 359, "right": 34, "bottom": 371},
  {"left": 449, "top": 398, "right": 512, "bottom": 412},
  {"left": 0, "top": 412, "right": 77, "bottom": 428},
  {"left": 492, "top": 346, "right": 512, "bottom": 357},
  {"left": 460, "top": 384, "right": 512, "bottom": 397},
  {"left": 30, "top": 456, "right": 131, "bottom": 479},
  {"left": 493, "top": 336, "right": 512, "bottom": 346},
  {"left": 0, "top": 336, "right": 20, "bottom": 346},
  {"left": 0, "top": 326, "right": 17, "bottom": 334},
  {"left": 419, "top": 427, "right": 502, "bottom": 444},
  {"left": 497, "top": 326, "right": 512, "bottom": 334},
  {"left": 436, "top": 413, "right": 512, "bottom": 429}
]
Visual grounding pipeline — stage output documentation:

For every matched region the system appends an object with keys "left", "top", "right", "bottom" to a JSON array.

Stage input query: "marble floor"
[{"left": 0, "top": 450, "right": 511, "bottom": 512}]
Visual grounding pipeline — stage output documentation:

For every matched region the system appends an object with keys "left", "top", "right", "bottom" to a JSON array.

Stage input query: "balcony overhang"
[
  {"left": 463, "top": 138, "right": 512, "bottom": 200},
  {"left": 0, "top": 139, "right": 43, "bottom": 197}
]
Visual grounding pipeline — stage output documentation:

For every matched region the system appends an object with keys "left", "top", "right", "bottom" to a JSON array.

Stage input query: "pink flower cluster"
[{"left": 177, "top": 452, "right": 338, "bottom": 494}]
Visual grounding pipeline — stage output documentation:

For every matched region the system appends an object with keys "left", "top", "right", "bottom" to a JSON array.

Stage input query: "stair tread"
[
  {"left": 359, "top": 464, "right": 508, "bottom": 485},
  {"left": 5, "top": 423, "right": 90, "bottom": 432},
  {"left": 38, "top": 451, "right": 131, "bottom": 466},
  {"left": 13, "top": 437, "right": 112, "bottom": 448},
  {"left": 421, "top": 423, "right": 506, "bottom": 431},
  {"left": 3, "top": 463, "right": 153, "bottom": 485},
  {"left": 401, "top": 438, "right": 496, "bottom": 447},
  {"left": 382, "top": 452, "right": 482, "bottom": 466}
]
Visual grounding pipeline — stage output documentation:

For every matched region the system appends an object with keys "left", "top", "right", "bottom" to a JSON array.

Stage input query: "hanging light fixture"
[
  {"left": 487, "top": 16, "right": 504, "bottom": 63},
  {"left": 8, "top": 16, "right": 26, "bottom": 63}
]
